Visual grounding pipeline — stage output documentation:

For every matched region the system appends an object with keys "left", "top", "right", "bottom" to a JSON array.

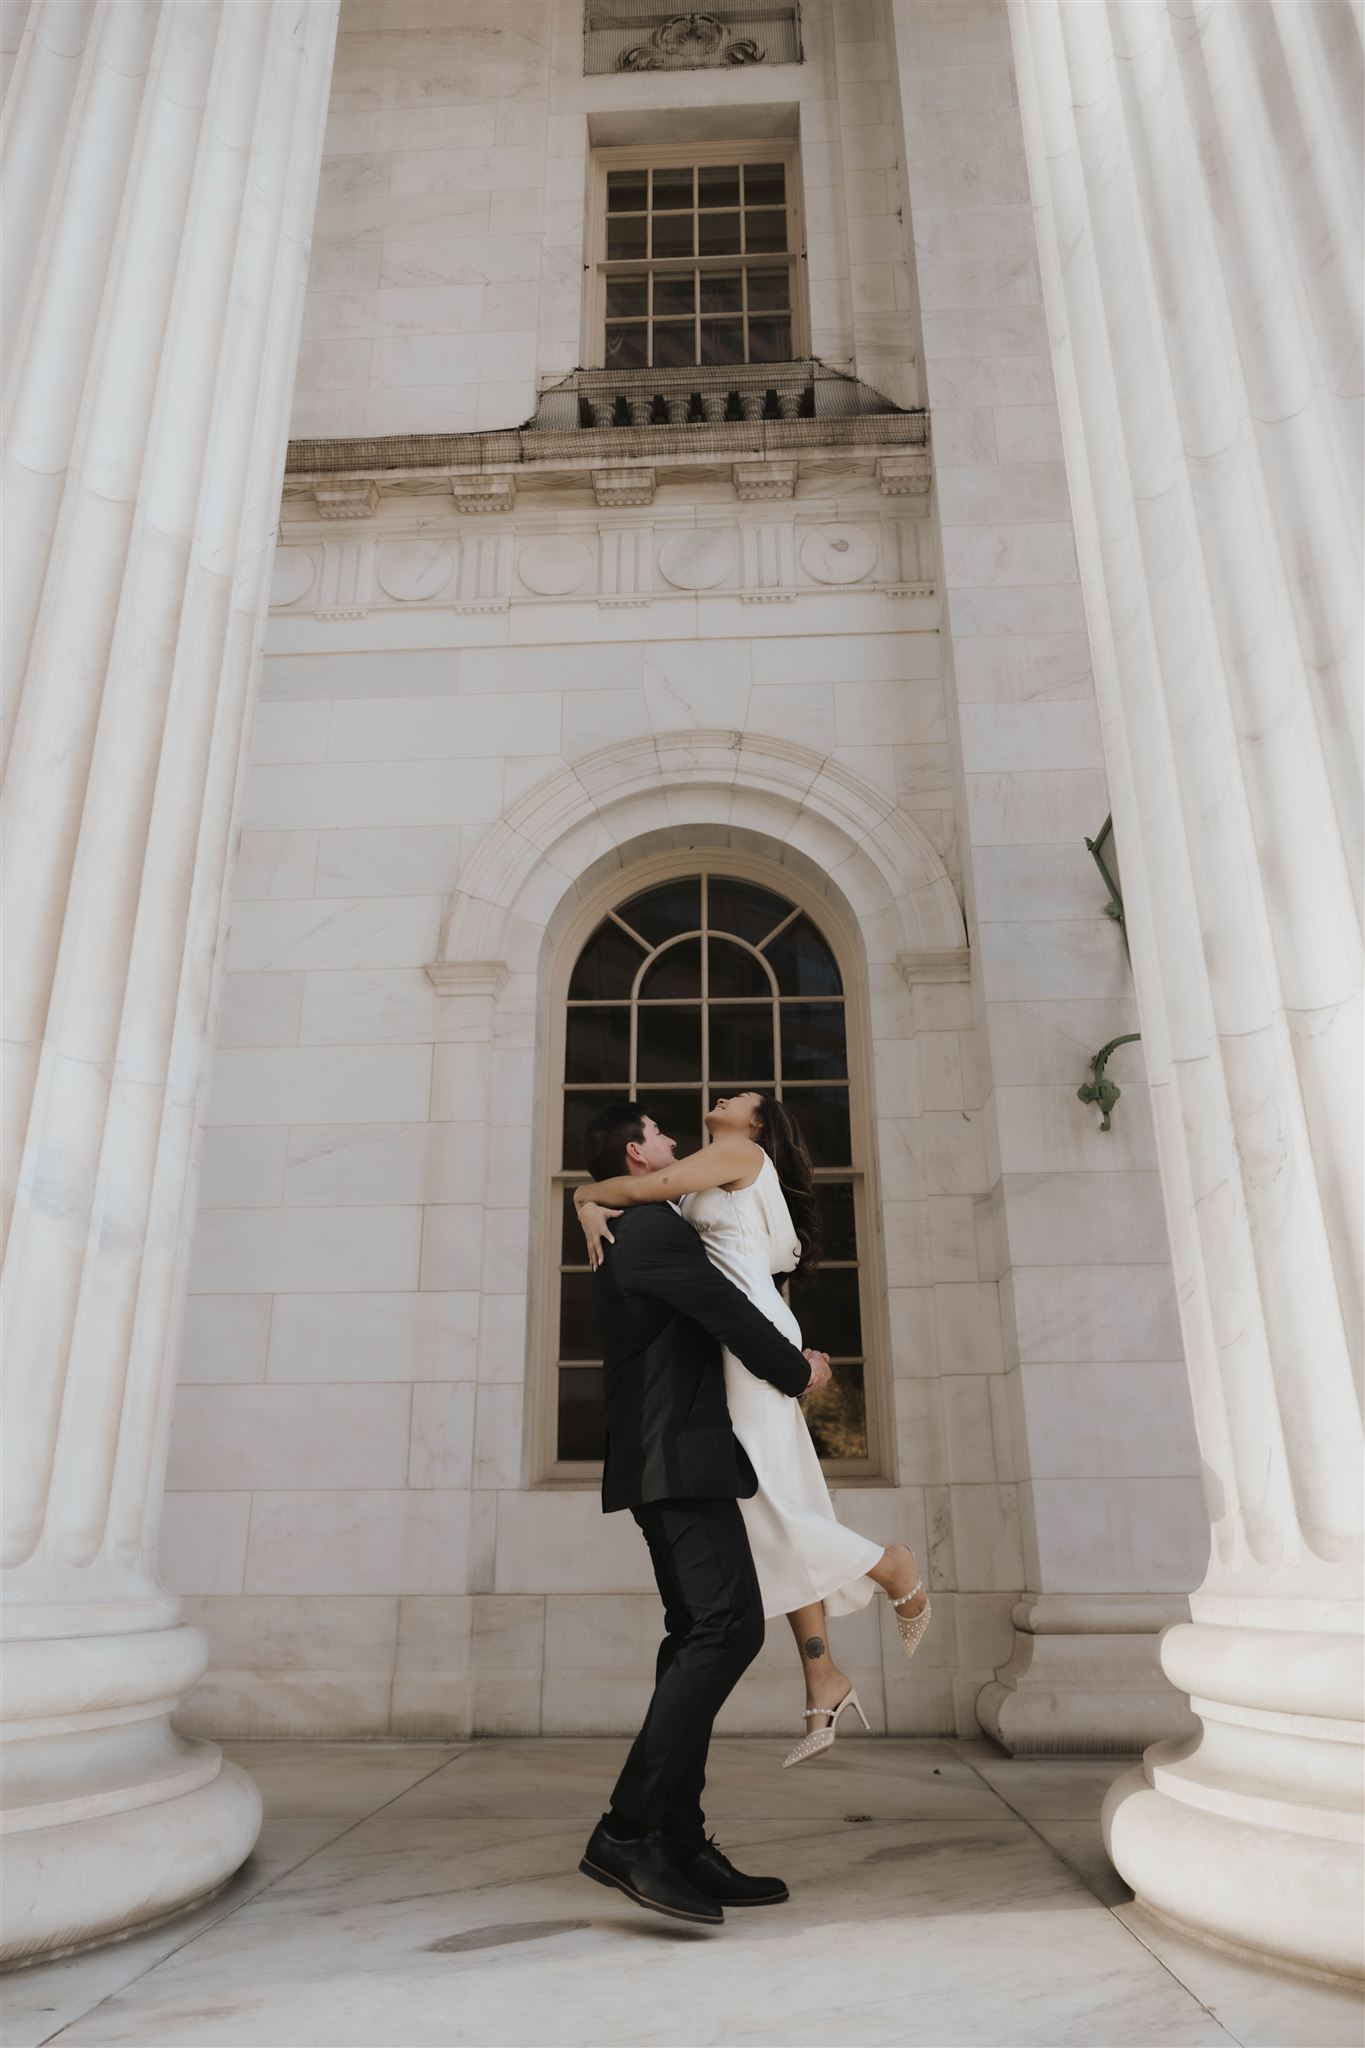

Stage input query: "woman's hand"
[{"left": 577, "top": 1201, "right": 623, "bottom": 1272}]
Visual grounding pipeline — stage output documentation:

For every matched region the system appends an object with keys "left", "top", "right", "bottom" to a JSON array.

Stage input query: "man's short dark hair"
[{"left": 582, "top": 1100, "right": 647, "bottom": 1181}]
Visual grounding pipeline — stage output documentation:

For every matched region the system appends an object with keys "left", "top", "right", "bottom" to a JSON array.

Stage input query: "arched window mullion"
[
  {"left": 757, "top": 905, "right": 801, "bottom": 952},
  {"left": 610, "top": 909, "right": 649, "bottom": 947}
]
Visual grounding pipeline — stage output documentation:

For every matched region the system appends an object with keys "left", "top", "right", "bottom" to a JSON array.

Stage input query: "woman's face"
[{"left": 705, "top": 1091, "right": 763, "bottom": 1138}]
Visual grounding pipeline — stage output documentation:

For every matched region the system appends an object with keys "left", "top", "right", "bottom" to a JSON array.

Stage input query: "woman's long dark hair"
[{"left": 752, "top": 1094, "right": 822, "bottom": 1278}]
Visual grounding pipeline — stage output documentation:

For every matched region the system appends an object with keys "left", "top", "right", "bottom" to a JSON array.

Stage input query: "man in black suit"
[{"left": 576, "top": 1102, "right": 832, "bottom": 1928}]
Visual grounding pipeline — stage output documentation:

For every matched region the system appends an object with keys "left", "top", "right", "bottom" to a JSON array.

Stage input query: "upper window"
[
  {"left": 548, "top": 869, "right": 878, "bottom": 1480},
  {"left": 590, "top": 144, "right": 805, "bottom": 370}
]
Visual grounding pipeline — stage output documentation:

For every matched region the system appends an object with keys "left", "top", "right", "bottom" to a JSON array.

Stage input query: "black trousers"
[{"left": 610, "top": 1497, "right": 765, "bottom": 1849}]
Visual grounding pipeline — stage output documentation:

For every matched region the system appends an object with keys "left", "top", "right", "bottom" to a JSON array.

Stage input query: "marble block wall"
[
  {"left": 294, "top": 0, "right": 920, "bottom": 439},
  {"left": 164, "top": 482, "right": 1004, "bottom": 1739},
  {"left": 161, "top": 0, "right": 1209, "bottom": 1746}
]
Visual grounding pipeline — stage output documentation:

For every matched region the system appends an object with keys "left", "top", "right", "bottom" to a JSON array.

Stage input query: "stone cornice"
[{"left": 283, "top": 362, "right": 931, "bottom": 517}]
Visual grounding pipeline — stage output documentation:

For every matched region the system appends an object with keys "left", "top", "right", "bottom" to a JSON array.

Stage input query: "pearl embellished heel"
[
  {"left": 781, "top": 1685, "right": 870, "bottom": 1769},
  {"left": 891, "top": 1579, "right": 931, "bottom": 1659}
]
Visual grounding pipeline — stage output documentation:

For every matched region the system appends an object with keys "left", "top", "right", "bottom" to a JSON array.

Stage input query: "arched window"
[{"left": 549, "top": 867, "right": 879, "bottom": 1478}]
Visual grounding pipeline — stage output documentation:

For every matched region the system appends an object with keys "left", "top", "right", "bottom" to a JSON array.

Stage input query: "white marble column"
[
  {"left": 1, "top": 0, "right": 338, "bottom": 1963},
  {"left": 1010, "top": 0, "right": 1363, "bottom": 1982}
]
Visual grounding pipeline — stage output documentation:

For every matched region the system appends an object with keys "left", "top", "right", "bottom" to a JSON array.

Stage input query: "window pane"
[
  {"left": 652, "top": 212, "right": 693, "bottom": 258},
  {"left": 607, "top": 169, "right": 647, "bottom": 212},
  {"left": 744, "top": 162, "right": 786, "bottom": 206},
  {"left": 699, "top": 270, "right": 742, "bottom": 313},
  {"left": 606, "top": 276, "right": 648, "bottom": 318},
  {"left": 748, "top": 316, "right": 792, "bottom": 363},
  {"left": 709, "top": 879, "right": 793, "bottom": 945},
  {"left": 651, "top": 165, "right": 694, "bottom": 209},
  {"left": 698, "top": 211, "right": 741, "bottom": 256},
  {"left": 784, "top": 1087, "right": 851, "bottom": 1166},
  {"left": 707, "top": 937, "right": 770, "bottom": 998},
  {"left": 569, "top": 919, "right": 648, "bottom": 1000},
  {"left": 801, "top": 1363, "right": 867, "bottom": 1461},
  {"left": 814, "top": 1182, "right": 858, "bottom": 1263},
  {"left": 699, "top": 318, "right": 745, "bottom": 365},
  {"left": 710, "top": 1005, "right": 774, "bottom": 1080},
  {"left": 618, "top": 879, "right": 701, "bottom": 946},
  {"left": 781, "top": 1003, "right": 849, "bottom": 1080},
  {"left": 638, "top": 1091, "right": 703, "bottom": 1160},
  {"left": 562, "top": 1185, "right": 594, "bottom": 1265},
  {"left": 559, "top": 1272, "right": 600, "bottom": 1360},
  {"left": 652, "top": 322, "right": 696, "bottom": 369},
  {"left": 639, "top": 937, "right": 701, "bottom": 999},
  {"left": 637, "top": 1005, "right": 701, "bottom": 1082},
  {"left": 698, "top": 163, "right": 740, "bottom": 208},
  {"left": 606, "top": 215, "right": 647, "bottom": 260},
  {"left": 563, "top": 1091, "right": 617, "bottom": 1171},
  {"left": 793, "top": 1264, "right": 862, "bottom": 1358},
  {"left": 653, "top": 274, "right": 695, "bottom": 317},
  {"left": 746, "top": 267, "right": 790, "bottom": 312},
  {"left": 744, "top": 209, "right": 787, "bottom": 253},
  {"left": 605, "top": 323, "right": 647, "bottom": 368},
  {"left": 565, "top": 1007, "right": 630, "bottom": 1083},
  {"left": 765, "top": 914, "right": 843, "bottom": 996},
  {"left": 558, "top": 1365, "right": 606, "bottom": 1462}
]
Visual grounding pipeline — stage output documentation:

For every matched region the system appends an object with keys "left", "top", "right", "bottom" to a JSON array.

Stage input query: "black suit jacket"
[{"left": 593, "top": 1203, "right": 813, "bottom": 1513}]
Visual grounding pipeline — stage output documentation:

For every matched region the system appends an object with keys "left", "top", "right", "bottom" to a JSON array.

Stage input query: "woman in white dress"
[{"left": 574, "top": 1093, "right": 930, "bottom": 1766}]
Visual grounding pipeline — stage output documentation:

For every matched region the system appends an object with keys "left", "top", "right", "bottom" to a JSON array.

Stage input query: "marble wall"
[
  {"left": 164, "top": 0, "right": 1208, "bottom": 1746},
  {"left": 293, "top": 0, "right": 920, "bottom": 438}
]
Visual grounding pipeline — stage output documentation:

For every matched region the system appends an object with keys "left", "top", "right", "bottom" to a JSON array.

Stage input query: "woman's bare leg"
[
  {"left": 866, "top": 1542, "right": 928, "bottom": 1618},
  {"left": 785, "top": 1602, "right": 854, "bottom": 1728}
]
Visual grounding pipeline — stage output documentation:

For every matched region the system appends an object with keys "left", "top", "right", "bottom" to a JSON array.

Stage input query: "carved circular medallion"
[
  {"left": 376, "top": 540, "right": 454, "bottom": 602},
  {"left": 518, "top": 537, "right": 594, "bottom": 596},
  {"left": 800, "top": 525, "right": 878, "bottom": 585},
  {"left": 269, "top": 548, "right": 316, "bottom": 608},
  {"left": 657, "top": 528, "right": 735, "bottom": 591},
  {"left": 658, "top": 13, "right": 726, "bottom": 57}
]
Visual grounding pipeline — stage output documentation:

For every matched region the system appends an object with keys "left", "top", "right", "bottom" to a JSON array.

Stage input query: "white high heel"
[
  {"left": 781, "top": 1686, "right": 871, "bottom": 1769},
  {"left": 891, "top": 1578, "right": 931, "bottom": 1659}
]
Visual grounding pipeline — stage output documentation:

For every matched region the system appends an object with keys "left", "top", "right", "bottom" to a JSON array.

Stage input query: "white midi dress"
[{"left": 680, "top": 1157, "right": 883, "bottom": 1620}]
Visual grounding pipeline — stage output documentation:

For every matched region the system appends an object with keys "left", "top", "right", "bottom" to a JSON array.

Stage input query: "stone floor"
[{"left": 4, "top": 1739, "right": 1361, "bottom": 2048}]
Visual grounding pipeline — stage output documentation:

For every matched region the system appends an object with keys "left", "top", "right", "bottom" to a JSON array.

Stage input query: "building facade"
[{"left": 3, "top": 0, "right": 1360, "bottom": 1988}]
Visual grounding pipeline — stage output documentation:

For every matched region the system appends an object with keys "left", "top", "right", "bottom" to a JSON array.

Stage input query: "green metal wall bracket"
[
  {"left": 1084, "top": 814, "right": 1130, "bottom": 964},
  {"left": 1078, "top": 1033, "right": 1141, "bottom": 1131}
]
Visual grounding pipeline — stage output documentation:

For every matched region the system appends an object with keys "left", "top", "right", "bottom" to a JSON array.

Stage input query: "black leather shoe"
[
  {"left": 579, "top": 1819, "right": 723, "bottom": 1925},
  {"left": 679, "top": 1837, "right": 790, "bottom": 1906}
]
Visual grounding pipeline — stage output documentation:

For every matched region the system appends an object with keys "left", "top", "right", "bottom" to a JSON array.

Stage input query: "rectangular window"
[{"left": 590, "top": 144, "right": 806, "bottom": 371}]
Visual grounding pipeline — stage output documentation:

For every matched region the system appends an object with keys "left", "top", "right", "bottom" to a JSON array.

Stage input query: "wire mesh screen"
[{"left": 584, "top": 5, "right": 802, "bottom": 75}]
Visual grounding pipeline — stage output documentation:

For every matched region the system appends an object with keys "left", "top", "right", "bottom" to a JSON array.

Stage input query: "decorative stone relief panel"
[
  {"left": 583, "top": 5, "right": 802, "bottom": 76},
  {"left": 270, "top": 512, "right": 936, "bottom": 616}
]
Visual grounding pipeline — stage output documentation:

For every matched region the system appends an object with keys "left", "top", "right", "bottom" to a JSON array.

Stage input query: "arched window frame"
[{"left": 532, "top": 850, "right": 893, "bottom": 1486}]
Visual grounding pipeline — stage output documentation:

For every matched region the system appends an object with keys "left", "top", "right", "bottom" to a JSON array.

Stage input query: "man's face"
[{"left": 626, "top": 1115, "right": 677, "bottom": 1174}]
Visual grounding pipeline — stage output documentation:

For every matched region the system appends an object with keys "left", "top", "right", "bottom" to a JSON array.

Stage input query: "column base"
[
  {"left": 1103, "top": 1615, "right": 1365, "bottom": 1984},
  {"left": 976, "top": 1595, "right": 1197, "bottom": 1755},
  {"left": 1104, "top": 1759, "right": 1364, "bottom": 1985},
  {"left": 2, "top": 1758, "right": 262, "bottom": 1967},
  {"left": 0, "top": 1621, "right": 263, "bottom": 1965}
]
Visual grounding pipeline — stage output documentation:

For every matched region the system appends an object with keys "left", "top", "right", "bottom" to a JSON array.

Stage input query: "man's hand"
[{"left": 802, "top": 1347, "right": 833, "bottom": 1390}]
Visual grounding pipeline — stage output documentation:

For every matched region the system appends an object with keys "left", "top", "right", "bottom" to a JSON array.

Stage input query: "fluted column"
[
  {"left": 1, "top": 0, "right": 338, "bottom": 1963},
  {"left": 1009, "top": 0, "right": 1363, "bottom": 1982}
]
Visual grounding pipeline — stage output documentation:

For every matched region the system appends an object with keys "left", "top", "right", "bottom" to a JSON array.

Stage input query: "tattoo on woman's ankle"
[{"left": 804, "top": 1636, "right": 826, "bottom": 1661}]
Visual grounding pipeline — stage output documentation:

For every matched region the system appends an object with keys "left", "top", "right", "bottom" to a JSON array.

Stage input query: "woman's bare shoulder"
[{"left": 717, "top": 1134, "right": 765, "bottom": 1189}]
